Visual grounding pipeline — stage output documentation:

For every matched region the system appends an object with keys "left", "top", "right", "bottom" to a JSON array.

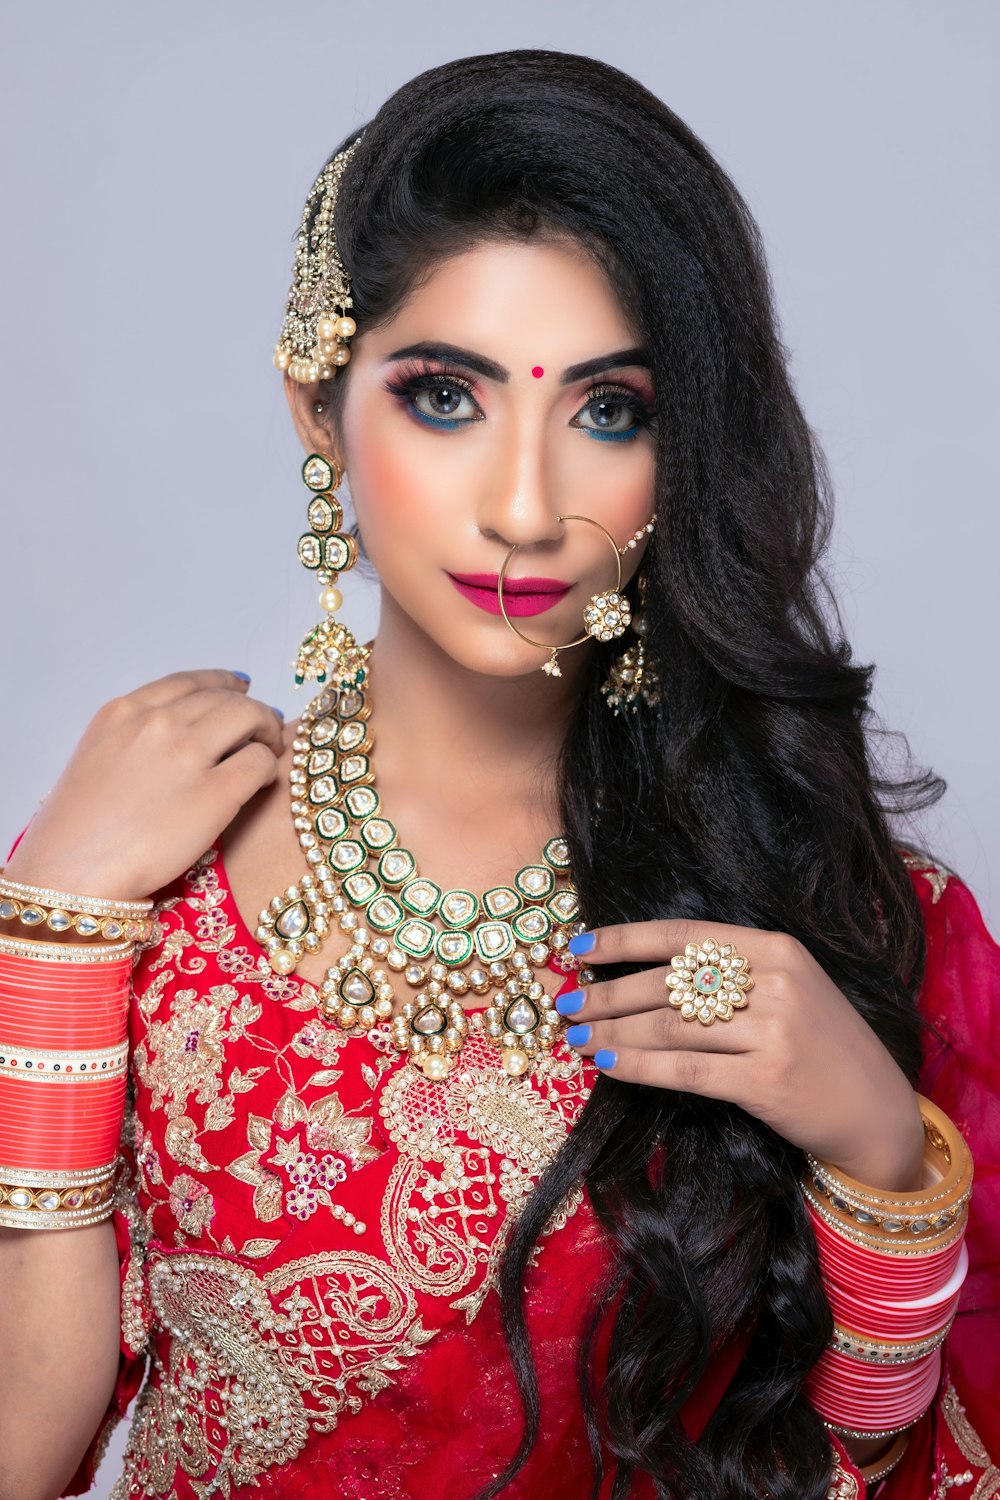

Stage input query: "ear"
[{"left": 284, "top": 376, "right": 344, "bottom": 465}]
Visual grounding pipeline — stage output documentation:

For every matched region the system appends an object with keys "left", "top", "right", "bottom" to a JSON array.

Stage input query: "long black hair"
[{"left": 308, "top": 49, "right": 945, "bottom": 1499}]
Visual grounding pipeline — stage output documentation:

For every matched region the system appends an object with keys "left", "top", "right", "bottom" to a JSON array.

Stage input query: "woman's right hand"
[{"left": 3, "top": 669, "right": 285, "bottom": 901}]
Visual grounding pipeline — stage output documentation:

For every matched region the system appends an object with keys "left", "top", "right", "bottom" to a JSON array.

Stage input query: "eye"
[
  {"left": 383, "top": 365, "right": 484, "bottom": 429},
  {"left": 572, "top": 383, "right": 655, "bottom": 443}
]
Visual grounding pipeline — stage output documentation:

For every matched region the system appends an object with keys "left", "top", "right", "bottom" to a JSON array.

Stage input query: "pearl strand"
[{"left": 618, "top": 518, "right": 656, "bottom": 554}]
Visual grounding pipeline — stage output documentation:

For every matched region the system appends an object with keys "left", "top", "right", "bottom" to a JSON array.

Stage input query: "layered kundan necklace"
[{"left": 255, "top": 638, "right": 582, "bottom": 1080}]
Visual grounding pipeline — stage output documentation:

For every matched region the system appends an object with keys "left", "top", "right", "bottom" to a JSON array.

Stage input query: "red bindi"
[{"left": 531, "top": 365, "right": 544, "bottom": 378}]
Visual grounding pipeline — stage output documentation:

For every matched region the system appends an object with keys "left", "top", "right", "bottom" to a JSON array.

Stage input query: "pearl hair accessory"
[{"left": 273, "top": 134, "right": 365, "bottom": 384}]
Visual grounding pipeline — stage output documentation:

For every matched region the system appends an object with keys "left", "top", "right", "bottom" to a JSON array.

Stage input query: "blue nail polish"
[
  {"left": 568, "top": 931, "right": 595, "bottom": 957},
  {"left": 556, "top": 989, "right": 585, "bottom": 1016},
  {"left": 593, "top": 1048, "right": 617, "bottom": 1070},
  {"left": 232, "top": 670, "right": 251, "bottom": 682},
  {"left": 565, "top": 1024, "right": 591, "bottom": 1047},
  {"left": 270, "top": 706, "right": 285, "bottom": 718}
]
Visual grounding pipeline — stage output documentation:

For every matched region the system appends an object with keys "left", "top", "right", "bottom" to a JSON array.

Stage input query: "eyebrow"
[{"left": 383, "top": 340, "right": 650, "bottom": 385}]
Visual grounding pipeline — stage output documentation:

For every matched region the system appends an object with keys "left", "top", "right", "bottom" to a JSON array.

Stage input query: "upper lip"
[{"left": 448, "top": 572, "right": 572, "bottom": 594}]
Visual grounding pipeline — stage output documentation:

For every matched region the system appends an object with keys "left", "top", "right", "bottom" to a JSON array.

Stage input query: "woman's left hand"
[{"left": 559, "top": 920, "right": 925, "bottom": 1192}]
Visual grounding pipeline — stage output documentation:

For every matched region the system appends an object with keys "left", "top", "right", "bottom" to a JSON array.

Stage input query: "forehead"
[{"left": 369, "top": 237, "right": 636, "bottom": 353}]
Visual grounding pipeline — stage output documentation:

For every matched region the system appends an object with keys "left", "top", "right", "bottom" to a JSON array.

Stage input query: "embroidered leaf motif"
[
  {"left": 229, "top": 1065, "right": 267, "bottom": 1093},
  {"left": 307, "top": 1069, "right": 343, "bottom": 1089},
  {"left": 275, "top": 1092, "right": 308, "bottom": 1131},
  {"left": 285, "top": 992, "right": 321, "bottom": 1012},
  {"left": 247, "top": 1114, "right": 273, "bottom": 1152},
  {"left": 228, "top": 1151, "right": 273, "bottom": 1189},
  {"left": 228, "top": 996, "right": 263, "bottom": 1038},
  {"left": 204, "top": 1096, "right": 236, "bottom": 1132},
  {"left": 240, "top": 1238, "right": 282, "bottom": 1260},
  {"left": 361, "top": 1063, "right": 380, "bottom": 1090},
  {"left": 253, "top": 1176, "right": 283, "bottom": 1223}
]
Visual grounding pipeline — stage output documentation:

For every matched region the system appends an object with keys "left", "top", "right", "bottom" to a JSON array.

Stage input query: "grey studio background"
[{"left": 1, "top": 3, "right": 997, "bottom": 1493}]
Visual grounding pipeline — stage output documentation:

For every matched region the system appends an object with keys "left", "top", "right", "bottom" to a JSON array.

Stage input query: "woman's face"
[{"left": 294, "top": 236, "right": 657, "bottom": 680}]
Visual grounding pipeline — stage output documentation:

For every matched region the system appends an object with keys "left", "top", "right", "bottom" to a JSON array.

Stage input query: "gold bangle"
[
  {"left": 857, "top": 1430, "right": 911, "bottom": 1484},
  {"left": 805, "top": 1097, "right": 973, "bottom": 1246},
  {"left": 0, "top": 932, "right": 136, "bottom": 963},
  {"left": 0, "top": 870, "right": 154, "bottom": 914},
  {"left": 0, "top": 873, "right": 153, "bottom": 944},
  {"left": 831, "top": 1318, "right": 954, "bottom": 1366},
  {"left": 797, "top": 1182, "right": 971, "bottom": 1254},
  {"left": 0, "top": 1159, "right": 119, "bottom": 1230},
  {"left": 808, "top": 1097, "right": 972, "bottom": 1205}
]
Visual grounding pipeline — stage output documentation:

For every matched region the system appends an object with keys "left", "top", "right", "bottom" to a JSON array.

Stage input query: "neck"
[{"left": 366, "top": 590, "right": 588, "bottom": 834}]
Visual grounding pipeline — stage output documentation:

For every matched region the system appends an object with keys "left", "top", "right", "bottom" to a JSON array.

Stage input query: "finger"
[
  {"left": 572, "top": 1039, "right": 748, "bottom": 1100},
  {"left": 209, "top": 739, "right": 281, "bottom": 812},
  {"left": 568, "top": 917, "right": 769, "bottom": 967},
  {"left": 196, "top": 697, "right": 287, "bottom": 762},
  {"left": 562, "top": 994, "right": 752, "bottom": 1058},
  {"left": 556, "top": 970, "right": 751, "bottom": 1051},
  {"left": 130, "top": 668, "right": 253, "bottom": 706}
]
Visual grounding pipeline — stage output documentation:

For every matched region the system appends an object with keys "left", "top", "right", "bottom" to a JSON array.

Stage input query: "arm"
[{"left": 0, "top": 1222, "right": 121, "bottom": 1500}]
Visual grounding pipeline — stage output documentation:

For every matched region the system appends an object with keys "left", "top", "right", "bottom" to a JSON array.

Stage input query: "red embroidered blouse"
[{"left": 43, "top": 843, "right": 999, "bottom": 1499}]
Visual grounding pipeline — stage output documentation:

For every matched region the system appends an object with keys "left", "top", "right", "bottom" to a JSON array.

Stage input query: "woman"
[{"left": 0, "top": 47, "right": 996, "bottom": 1500}]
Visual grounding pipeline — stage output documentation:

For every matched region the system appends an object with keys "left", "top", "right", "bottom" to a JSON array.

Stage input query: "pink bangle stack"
[
  {"left": 0, "top": 871, "right": 150, "bottom": 1230},
  {"left": 802, "top": 1095, "right": 973, "bottom": 1445}
]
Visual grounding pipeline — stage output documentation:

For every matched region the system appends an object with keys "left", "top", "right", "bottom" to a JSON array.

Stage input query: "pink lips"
[{"left": 447, "top": 572, "right": 572, "bottom": 617}]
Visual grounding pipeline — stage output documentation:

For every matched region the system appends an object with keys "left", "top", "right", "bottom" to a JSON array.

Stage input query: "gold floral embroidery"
[
  {"left": 826, "top": 1456, "right": 861, "bottom": 1499},
  {"left": 940, "top": 1381, "right": 1000, "bottom": 1498},
  {"left": 116, "top": 848, "right": 593, "bottom": 1494},
  {"left": 900, "top": 848, "right": 952, "bottom": 904}
]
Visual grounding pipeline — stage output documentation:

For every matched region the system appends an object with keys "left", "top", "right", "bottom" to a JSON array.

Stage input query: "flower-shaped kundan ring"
[{"left": 665, "top": 938, "right": 754, "bottom": 1025}]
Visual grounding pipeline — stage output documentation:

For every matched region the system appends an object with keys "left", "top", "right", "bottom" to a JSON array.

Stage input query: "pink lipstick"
[{"left": 446, "top": 572, "right": 572, "bottom": 617}]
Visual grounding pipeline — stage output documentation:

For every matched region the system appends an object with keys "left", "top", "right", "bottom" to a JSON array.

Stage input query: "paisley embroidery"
[{"left": 115, "top": 1249, "right": 435, "bottom": 1496}]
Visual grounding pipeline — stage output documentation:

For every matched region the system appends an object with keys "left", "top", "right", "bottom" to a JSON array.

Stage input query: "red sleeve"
[
  {"left": 912, "top": 860, "right": 1000, "bottom": 1442},
  {"left": 873, "top": 857, "right": 1000, "bottom": 1496}
]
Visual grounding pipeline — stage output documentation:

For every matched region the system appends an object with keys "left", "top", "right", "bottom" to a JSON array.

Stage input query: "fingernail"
[
  {"left": 556, "top": 989, "right": 585, "bottom": 1016},
  {"left": 232, "top": 670, "right": 251, "bottom": 682},
  {"left": 568, "top": 931, "right": 595, "bottom": 957},
  {"left": 594, "top": 1048, "right": 617, "bottom": 1070},
  {"left": 270, "top": 706, "right": 285, "bottom": 718},
  {"left": 565, "top": 1024, "right": 591, "bottom": 1047}
]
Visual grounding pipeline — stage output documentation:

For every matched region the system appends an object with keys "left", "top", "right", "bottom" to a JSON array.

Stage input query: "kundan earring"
[
  {"left": 498, "top": 514, "right": 655, "bottom": 678},
  {"left": 293, "top": 452, "right": 368, "bottom": 690},
  {"left": 601, "top": 569, "right": 662, "bottom": 713}
]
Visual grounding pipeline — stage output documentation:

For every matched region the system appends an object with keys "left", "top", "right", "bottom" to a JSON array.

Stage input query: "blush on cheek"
[{"left": 348, "top": 442, "right": 423, "bottom": 528}]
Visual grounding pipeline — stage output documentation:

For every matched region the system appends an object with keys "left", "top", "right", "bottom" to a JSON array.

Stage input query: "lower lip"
[{"left": 447, "top": 576, "right": 571, "bottom": 617}]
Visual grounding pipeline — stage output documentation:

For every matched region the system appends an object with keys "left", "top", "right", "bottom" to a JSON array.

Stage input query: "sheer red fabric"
[{"left": 3, "top": 825, "right": 991, "bottom": 1499}]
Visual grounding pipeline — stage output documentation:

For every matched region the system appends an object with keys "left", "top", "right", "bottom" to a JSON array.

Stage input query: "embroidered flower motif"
[
  {"left": 168, "top": 1173, "right": 216, "bottom": 1237},
  {"left": 316, "top": 1154, "right": 347, "bottom": 1190},
  {"left": 286, "top": 1183, "right": 321, "bottom": 1221}
]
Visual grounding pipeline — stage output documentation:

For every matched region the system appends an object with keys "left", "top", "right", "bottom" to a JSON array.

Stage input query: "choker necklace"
[{"left": 255, "top": 643, "right": 583, "bottom": 1080}]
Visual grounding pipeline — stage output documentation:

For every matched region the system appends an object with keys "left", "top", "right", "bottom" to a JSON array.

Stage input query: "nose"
[{"left": 475, "top": 415, "right": 564, "bottom": 552}]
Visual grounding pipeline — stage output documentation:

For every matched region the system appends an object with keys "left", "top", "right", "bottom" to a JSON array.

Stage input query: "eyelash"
[{"left": 381, "top": 362, "right": 656, "bottom": 441}]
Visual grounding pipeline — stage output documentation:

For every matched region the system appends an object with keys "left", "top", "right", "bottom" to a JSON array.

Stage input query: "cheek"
[{"left": 343, "top": 410, "right": 445, "bottom": 543}]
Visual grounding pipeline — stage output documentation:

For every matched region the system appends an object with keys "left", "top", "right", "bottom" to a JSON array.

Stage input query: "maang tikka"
[
  {"left": 273, "top": 134, "right": 365, "bottom": 383},
  {"left": 272, "top": 134, "right": 370, "bottom": 690}
]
